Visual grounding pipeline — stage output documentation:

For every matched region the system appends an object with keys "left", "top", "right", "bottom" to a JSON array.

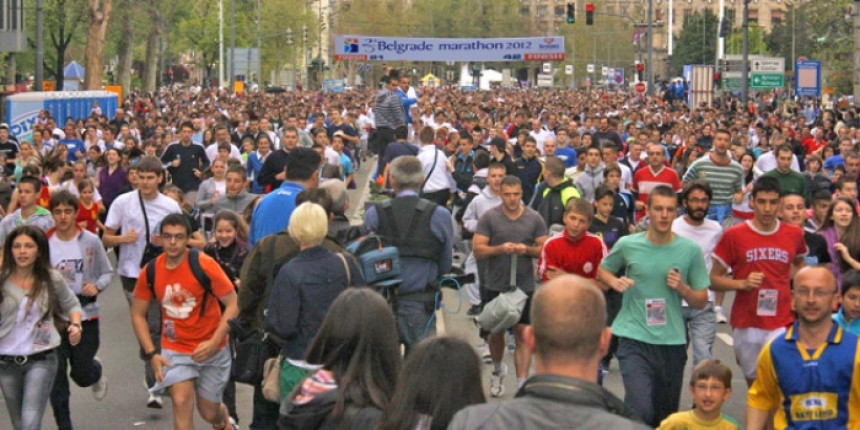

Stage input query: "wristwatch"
[
  {"left": 70, "top": 323, "right": 82, "bottom": 330},
  {"left": 142, "top": 349, "right": 158, "bottom": 360}
]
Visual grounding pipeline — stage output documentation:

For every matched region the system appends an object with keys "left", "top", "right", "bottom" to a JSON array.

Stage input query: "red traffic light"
[
  {"left": 586, "top": 3, "right": 594, "bottom": 12},
  {"left": 636, "top": 63, "right": 644, "bottom": 72},
  {"left": 713, "top": 72, "right": 721, "bottom": 80}
]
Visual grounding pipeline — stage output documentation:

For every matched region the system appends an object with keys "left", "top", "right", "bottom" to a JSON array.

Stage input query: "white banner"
[{"left": 333, "top": 35, "right": 565, "bottom": 62}]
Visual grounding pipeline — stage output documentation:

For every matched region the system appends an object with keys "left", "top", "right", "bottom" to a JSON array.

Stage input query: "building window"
[
  {"left": 725, "top": 9, "right": 736, "bottom": 25},
  {"left": 683, "top": 8, "right": 693, "bottom": 23},
  {"left": 520, "top": 6, "right": 530, "bottom": 16},
  {"left": 537, "top": 5, "right": 548, "bottom": 17},
  {"left": 771, "top": 10, "right": 783, "bottom": 26},
  {"left": 555, "top": 5, "right": 565, "bottom": 16}
]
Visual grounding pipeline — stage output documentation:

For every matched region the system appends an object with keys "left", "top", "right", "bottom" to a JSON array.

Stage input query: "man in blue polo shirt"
[
  {"left": 248, "top": 147, "right": 321, "bottom": 246},
  {"left": 747, "top": 266, "right": 860, "bottom": 430}
]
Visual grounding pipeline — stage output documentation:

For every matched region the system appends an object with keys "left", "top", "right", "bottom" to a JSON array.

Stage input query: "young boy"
[
  {"left": 835, "top": 269, "right": 860, "bottom": 335},
  {"left": 658, "top": 360, "right": 740, "bottom": 429}
]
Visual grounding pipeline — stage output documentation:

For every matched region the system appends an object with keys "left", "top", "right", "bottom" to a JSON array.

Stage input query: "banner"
[{"left": 334, "top": 35, "right": 565, "bottom": 62}]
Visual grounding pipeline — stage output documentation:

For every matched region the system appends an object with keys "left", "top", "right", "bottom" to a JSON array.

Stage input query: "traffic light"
[
  {"left": 635, "top": 63, "right": 645, "bottom": 81},
  {"left": 586, "top": 4, "right": 594, "bottom": 25},
  {"left": 713, "top": 72, "right": 722, "bottom": 89},
  {"left": 566, "top": 3, "right": 575, "bottom": 24}
]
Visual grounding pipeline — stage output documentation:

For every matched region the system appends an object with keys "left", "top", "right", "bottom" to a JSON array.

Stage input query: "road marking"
[{"left": 716, "top": 332, "right": 733, "bottom": 347}]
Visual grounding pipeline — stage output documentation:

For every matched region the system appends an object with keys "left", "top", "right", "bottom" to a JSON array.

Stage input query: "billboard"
[{"left": 333, "top": 35, "right": 565, "bottom": 62}]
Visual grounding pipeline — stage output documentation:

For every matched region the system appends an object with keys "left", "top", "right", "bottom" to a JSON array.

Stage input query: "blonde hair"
[{"left": 288, "top": 202, "right": 328, "bottom": 246}]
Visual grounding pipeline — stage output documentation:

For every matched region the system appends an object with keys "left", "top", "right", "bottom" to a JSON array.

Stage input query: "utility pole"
[
  {"left": 741, "top": 0, "right": 750, "bottom": 103},
  {"left": 35, "top": 0, "right": 43, "bottom": 91},
  {"left": 256, "top": 0, "right": 262, "bottom": 84},
  {"left": 854, "top": 0, "right": 860, "bottom": 102},
  {"left": 218, "top": 0, "right": 224, "bottom": 88},
  {"left": 647, "top": 0, "right": 654, "bottom": 95},
  {"left": 229, "top": 0, "right": 235, "bottom": 88}
]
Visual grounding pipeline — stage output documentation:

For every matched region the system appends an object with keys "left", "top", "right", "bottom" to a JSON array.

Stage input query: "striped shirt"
[
  {"left": 373, "top": 88, "right": 405, "bottom": 129},
  {"left": 682, "top": 154, "right": 744, "bottom": 205}
]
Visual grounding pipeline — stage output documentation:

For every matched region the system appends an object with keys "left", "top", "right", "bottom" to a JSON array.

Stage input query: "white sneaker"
[
  {"left": 228, "top": 417, "right": 240, "bottom": 430},
  {"left": 147, "top": 393, "right": 163, "bottom": 409},
  {"left": 91, "top": 357, "right": 108, "bottom": 400},
  {"left": 715, "top": 307, "right": 728, "bottom": 324},
  {"left": 475, "top": 342, "right": 492, "bottom": 364},
  {"left": 489, "top": 363, "right": 508, "bottom": 398}
]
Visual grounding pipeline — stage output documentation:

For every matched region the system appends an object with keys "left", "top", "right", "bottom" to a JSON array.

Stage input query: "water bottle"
[{"left": 506, "top": 330, "right": 516, "bottom": 352}]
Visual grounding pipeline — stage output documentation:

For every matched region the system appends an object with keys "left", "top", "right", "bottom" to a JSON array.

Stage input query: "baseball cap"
[{"left": 0, "top": 123, "right": 9, "bottom": 130}]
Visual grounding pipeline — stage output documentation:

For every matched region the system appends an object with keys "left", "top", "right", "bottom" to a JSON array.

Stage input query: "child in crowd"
[
  {"left": 162, "top": 184, "right": 207, "bottom": 249},
  {"left": 76, "top": 179, "right": 103, "bottom": 234},
  {"left": 835, "top": 269, "right": 860, "bottom": 335},
  {"left": 658, "top": 360, "right": 739, "bottom": 430}
]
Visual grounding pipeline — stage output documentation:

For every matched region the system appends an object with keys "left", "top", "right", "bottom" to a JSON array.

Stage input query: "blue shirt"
[
  {"left": 59, "top": 138, "right": 86, "bottom": 162},
  {"left": 824, "top": 154, "right": 844, "bottom": 174},
  {"left": 364, "top": 190, "right": 454, "bottom": 295},
  {"left": 748, "top": 321, "right": 860, "bottom": 429},
  {"left": 248, "top": 181, "right": 305, "bottom": 247},
  {"left": 834, "top": 309, "right": 860, "bottom": 336}
]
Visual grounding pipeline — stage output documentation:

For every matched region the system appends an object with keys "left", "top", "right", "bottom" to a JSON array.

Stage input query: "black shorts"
[{"left": 480, "top": 288, "right": 533, "bottom": 327}]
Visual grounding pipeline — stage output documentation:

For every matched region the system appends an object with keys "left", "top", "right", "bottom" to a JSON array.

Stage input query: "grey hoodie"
[
  {"left": 462, "top": 185, "right": 501, "bottom": 233},
  {"left": 211, "top": 190, "right": 260, "bottom": 215},
  {"left": 46, "top": 228, "right": 113, "bottom": 320},
  {"left": 575, "top": 162, "right": 606, "bottom": 202}
]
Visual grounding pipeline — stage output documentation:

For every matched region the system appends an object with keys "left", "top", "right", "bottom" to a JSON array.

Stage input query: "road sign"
[
  {"left": 635, "top": 82, "right": 646, "bottom": 93},
  {"left": 718, "top": 59, "right": 746, "bottom": 73},
  {"left": 543, "top": 63, "right": 552, "bottom": 73},
  {"left": 587, "top": 64, "right": 595, "bottom": 73},
  {"left": 750, "top": 73, "right": 784, "bottom": 89},
  {"left": 795, "top": 60, "right": 821, "bottom": 97},
  {"left": 613, "top": 68, "right": 624, "bottom": 85},
  {"left": 723, "top": 77, "right": 743, "bottom": 91},
  {"left": 751, "top": 58, "right": 785, "bottom": 73},
  {"left": 565, "top": 65, "right": 573, "bottom": 75},
  {"left": 601, "top": 66, "right": 608, "bottom": 76}
]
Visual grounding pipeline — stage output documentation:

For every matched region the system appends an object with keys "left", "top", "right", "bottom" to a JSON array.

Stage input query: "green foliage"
[
  {"left": 725, "top": 23, "right": 769, "bottom": 57},
  {"left": 671, "top": 9, "right": 719, "bottom": 76}
]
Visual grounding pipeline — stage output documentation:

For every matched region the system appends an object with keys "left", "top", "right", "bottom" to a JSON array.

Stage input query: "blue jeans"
[
  {"left": 683, "top": 303, "right": 716, "bottom": 370},
  {"left": 50, "top": 320, "right": 102, "bottom": 430},
  {"left": 707, "top": 204, "right": 732, "bottom": 225},
  {"left": 0, "top": 350, "right": 60, "bottom": 430},
  {"left": 396, "top": 301, "right": 435, "bottom": 356},
  {"left": 617, "top": 337, "right": 687, "bottom": 427}
]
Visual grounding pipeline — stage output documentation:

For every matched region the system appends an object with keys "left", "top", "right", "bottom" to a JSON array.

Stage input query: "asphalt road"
[{"left": 0, "top": 156, "right": 749, "bottom": 429}]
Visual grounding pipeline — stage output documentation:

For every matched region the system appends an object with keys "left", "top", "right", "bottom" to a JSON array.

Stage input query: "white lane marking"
[{"left": 716, "top": 332, "right": 733, "bottom": 347}]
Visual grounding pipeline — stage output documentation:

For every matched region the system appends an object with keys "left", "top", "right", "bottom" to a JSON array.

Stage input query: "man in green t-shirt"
[
  {"left": 597, "top": 185, "right": 710, "bottom": 427},
  {"left": 762, "top": 144, "right": 807, "bottom": 201}
]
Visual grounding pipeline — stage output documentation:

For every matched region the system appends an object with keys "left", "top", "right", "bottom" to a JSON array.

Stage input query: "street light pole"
[
  {"left": 647, "top": 0, "right": 654, "bottom": 95},
  {"left": 35, "top": 0, "right": 43, "bottom": 91},
  {"left": 229, "top": 0, "right": 235, "bottom": 88},
  {"left": 219, "top": 0, "right": 224, "bottom": 88},
  {"left": 741, "top": 0, "right": 750, "bottom": 103}
]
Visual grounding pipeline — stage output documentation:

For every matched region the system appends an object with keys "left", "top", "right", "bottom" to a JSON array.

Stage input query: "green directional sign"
[
  {"left": 750, "top": 72, "right": 784, "bottom": 89},
  {"left": 724, "top": 77, "right": 743, "bottom": 90}
]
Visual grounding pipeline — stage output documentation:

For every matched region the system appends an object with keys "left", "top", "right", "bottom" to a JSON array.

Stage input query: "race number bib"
[
  {"left": 757, "top": 289, "right": 778, "bottom": 317},
  {"left": 646, "top": 298, "right": 667, "bottom": 326},
  {"left": 34, "top": 322, "right": 53, "bottom": 346},
  {"left": 164, "top": 320, "right": 176, "bottom": 343}
]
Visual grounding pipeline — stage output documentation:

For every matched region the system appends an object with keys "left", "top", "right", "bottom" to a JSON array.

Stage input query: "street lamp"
[
  {"left": 286, "top": 27, "right": 294, "bottom": 89},
  {"left": 302, "top": 24, "right": 308, "bottom": 89}
]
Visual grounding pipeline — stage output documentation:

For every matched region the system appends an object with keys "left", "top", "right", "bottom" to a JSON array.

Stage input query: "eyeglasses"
[{"left": 160, "top": 234, "right": 187, "bottom": 242}]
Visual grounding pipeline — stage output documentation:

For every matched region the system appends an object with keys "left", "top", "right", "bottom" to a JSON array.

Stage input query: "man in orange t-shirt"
[{"left": 131, "top": 213, "right": 238, "bottom": 430}]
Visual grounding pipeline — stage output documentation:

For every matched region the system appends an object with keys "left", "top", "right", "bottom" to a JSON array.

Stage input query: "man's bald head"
[
  {"left": 794, "top": 265, "right": 838, "bottom": 294},
  {"left": 531, "top": 275, "right": 606, "bottom": 362}
]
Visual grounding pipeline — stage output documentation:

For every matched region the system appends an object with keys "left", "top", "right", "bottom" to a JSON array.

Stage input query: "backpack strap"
[
  {"left": 407, "top": 199, "right": 436, "bottom": 236},
  {"left": 379, "top": 200, "right": 400, "bottom": 238},
  {"left": 336, "top": 253, "right": 350, "bottom": 286},
  {"left": 187, "top": 248, "right": 212, "bottom": 317},
  {"left": 146, "top": 259, "right": 156, "bottom": 300}
]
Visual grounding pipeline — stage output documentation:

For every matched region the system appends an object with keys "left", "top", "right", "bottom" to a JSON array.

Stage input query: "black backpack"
[{"left": 145, "top": 248, "right": 213, "bottom": 317}]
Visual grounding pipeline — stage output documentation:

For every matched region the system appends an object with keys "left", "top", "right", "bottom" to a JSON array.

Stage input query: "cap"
[{"left": 0, "top": 123, "right": 9, "bottom": 130}]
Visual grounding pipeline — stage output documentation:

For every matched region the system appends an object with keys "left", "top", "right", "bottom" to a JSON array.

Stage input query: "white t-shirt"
[
  {"left": 214, "top": 179, "right": 226, "bottom": 195},
  {"left": 672, "top": 216, "right": 723, "bottom": 302},
  {"left": 49, "top": 234, "right": 83, "bottom": 294},
  {"left": 324, "top": 147, "right": 341, "bottom": 166},
  {"left": 104, "top": 191, "right": 182, "bottom": 278}
]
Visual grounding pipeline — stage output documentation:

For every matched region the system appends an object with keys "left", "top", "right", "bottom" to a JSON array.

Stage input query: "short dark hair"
[
  {"left": 564, "top": 198, "right": 593, "bottom": 221},
  {"left": 179, "top": 121, "right": 194, "bottom": 132},
  {"left": 226, "top": 164, "right": 246, "bottom": 177},
  {"left": 286, "top": 147, "right": 322, "bottom": 181},
  {"left": 752, "top": 176, "right": 783, "bottom": 198},
  {"left": 691, "top": 359, "right": 732, "bottom": 390},
  {"left": 394, "top": 125, "right": 408, "bottom": 140},
  {"left": 49, "top": 190, "right": 79, "bottom": 212},
  {"left": 842, "top": 269, "right": 860, "bottom": 293},
  {"left": 594, "top": 185, "right": 615, "bottom": 202},
  {"left": 812, "top": 189, "right": 834, "bottom": 204},
  {"left": 682, "top": 180, "right": 713, "bottom": 203},
  {"left": 159, "top": 213, "right": 192, "bottom": 235},
  {"left": 490, "top": 137, "right": 506, "bottom": 153},
  {"left": 774, "top": 144, "right": 793, "bottom": 157},
  {"left": 18, "top": 176, "right": 42, "bottom": 192},
  {"left": 603, "top": 163, "right": 621, "bottom": 178},
  {"left": 136, "top": 156, "right": 164, "bottom": 176},
  {"left": 473, "top": 151, "right": 490, "bottom": 170},
  {"left": 500, "top": 175, "right": 521, "bottom": 189}
]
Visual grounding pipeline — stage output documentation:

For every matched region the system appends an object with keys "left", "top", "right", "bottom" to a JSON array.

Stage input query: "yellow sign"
[
  {"left": 233, "top": 80, "right": 244, "bottom": 94},
  {"left": 42, "top": 81, "right": 55, "bottom": 91},
  {"left": 104, "top": 85, "right": 122, "bottom": 102}
]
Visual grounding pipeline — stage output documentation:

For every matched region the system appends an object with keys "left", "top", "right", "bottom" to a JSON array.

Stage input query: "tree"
[
  {"left": 142, "top": 0, "right": 163, "bottom": 91},
  {"left": 671, "top": 10, "right": 719, "bottom": 76},
  {"left": 84, "top": 0, "right": 112, "bottom": 89},
  {"left": 725, "top": 23, "right": 769, "bottom": 56},
  {"left": 24, "top": 0, "right": 88, "bottom": 90},
  {"left": 113, "top": 0, "right": 136, "bottom": 90}
]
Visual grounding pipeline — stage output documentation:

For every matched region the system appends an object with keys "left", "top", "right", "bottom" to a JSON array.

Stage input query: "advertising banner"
[{"left": 333, "top": 35, "right": 565, "bottom": 62}]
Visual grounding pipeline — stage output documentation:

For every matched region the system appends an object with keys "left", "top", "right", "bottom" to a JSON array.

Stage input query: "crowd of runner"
[{"left": 0, "top": 70, "right": 858, "bottom": 430}]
